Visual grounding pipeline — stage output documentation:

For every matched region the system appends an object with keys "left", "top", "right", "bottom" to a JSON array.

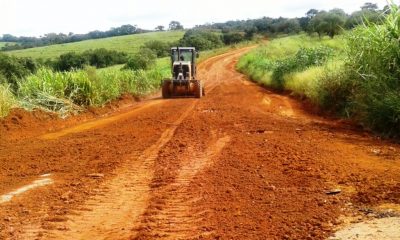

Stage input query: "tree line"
[
  {"left": 0, "top": 21, "right": 186, "bottom": 52},
  {"left": 0, "top": 25, "right": 148, "bottom": 51},
  {"left": 194, "top": 2, "right": 390, "bottom": 39},
  {"left": 0, "top": 2, "right": 388, "bottom": 52}
]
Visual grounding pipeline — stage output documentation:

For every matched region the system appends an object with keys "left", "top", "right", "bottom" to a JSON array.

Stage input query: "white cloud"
[{"left": 0, "top": 0, "right": 394, "bottom": 37}]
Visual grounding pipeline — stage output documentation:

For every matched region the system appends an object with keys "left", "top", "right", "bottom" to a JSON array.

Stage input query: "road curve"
[{"left": 1, "top": 46, "right": 400, "bottom": 239}]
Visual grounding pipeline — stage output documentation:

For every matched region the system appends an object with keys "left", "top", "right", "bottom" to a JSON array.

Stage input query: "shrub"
[
  {"left": 142, "top": 40, "right": 170, "bottom": 57},
  {"left": 179, "top": 30, "right": 224, "bottom": 50},
  {"left": 53, "top": 49, "right": 128, "bottom": 71},
  {"left": 18, "top": 57, "right": 38, "bottom": 73},
  {"left": 54, "top": 52, "right": 88, "bottom": 71},
  {"left": 83, "top": 48, "right": 128, "bottom": 68},
  {"left": 0, "top": 53, "right": 36, "bottom": 90},
  {"left": 124, "top": 49, "right": 156, "bottom": 71},
  {"left": 222, "top": 32, "right": 245, "bottom": 45}
]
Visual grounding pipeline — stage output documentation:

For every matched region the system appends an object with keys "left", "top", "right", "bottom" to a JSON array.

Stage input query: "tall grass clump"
[
  {"left": 315, "top": 62, "right": 354, "bottom": 116},
  {"left": 0, "top": 84, "right": 16, "bottom": 117},
  {"left": 349, "top": 6, "right": 400, "bottom": 136},
  {"left": 17, "top": 68, "right": 93, "bottom": 115},
  {"left": 17, "top": 60, "right": 169, "bottom": 116},
  {"left": 271, "top": 46, "right": 333, "bottom": 90},
  {"left": 237, "top": 51, "right": 275, "bottom": 85},
  {"left": 237, "top": 37, "right": 334, "bottom": 91},
  {"left": 284, "top": 65, "right": 325, "bottom": 101}
]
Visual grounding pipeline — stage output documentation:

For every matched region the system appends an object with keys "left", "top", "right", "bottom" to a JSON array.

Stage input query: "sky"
[{"left": 0, "top": 0, "right": 393, "bottom": 37}]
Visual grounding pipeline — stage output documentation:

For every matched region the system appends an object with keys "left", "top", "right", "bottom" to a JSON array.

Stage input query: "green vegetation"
[
  {"left": 141, "top": 40, "right": 171, "bottom": 57},
  {"left": 307, "top": 9, "right": 347, "bottom": 38},
  {"left": 17, "top": 59, "right": 169, "bottom": 116},
  {"left": 237, "top": 35, "right": 344, "bottom": 95},
  {"left": 238, "top": 5, "right": 400, "bottom": 138},
  {"left": 0, "top": 84, "right": 15, "bottom": 117},
  {"left": 0, "top": 26, "right": 255, "bottom": 118},
  {"left": 0, "top": 42, "right": 14, "bottom": 48},
  {"left": 237, "top": 35, "right": 348, "bottom": 116},
  {"left": 271, "top": 47, "right": 333, "bottom": 90},
  {"left": 53, "top": 49, "right": 128, "bottom": 71},
  {"left": 7, "top": 31, "right": 184, "bottom": 59},
  {"left": 1, "top": 24, "right": 150, "bottom": 51},
  {"left": 193, "top": 3, "right": 386, "bottom": 40},
  {"left": 324, "top": 6, "right": 400, "bottom": 137},
  {"left": 0, "top": 53, "right": 38, "bottom": 90},
  {"left": 222, "top": 32, "right": 246, "bottom": 45},
  {"left": 179, "top": 30, "right": 224, "bottom": 51},
  {"left": 124, "top": 49, "right": 157, "bottom": 71}
]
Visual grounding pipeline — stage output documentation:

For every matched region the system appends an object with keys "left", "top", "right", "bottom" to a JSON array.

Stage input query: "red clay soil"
[
  {"left": 1, "top": 47, "right": 400, "bottom": 240},
  {"left": 0, "top": 94, "right": 144, "bottom": 141}
]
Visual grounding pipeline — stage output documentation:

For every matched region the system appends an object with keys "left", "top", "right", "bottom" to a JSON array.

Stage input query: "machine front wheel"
[{"left": 194, "top": 81, "right": 202, "bottom": 98}]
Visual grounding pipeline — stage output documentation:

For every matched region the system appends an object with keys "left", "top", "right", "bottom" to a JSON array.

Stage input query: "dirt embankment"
[{"left": 0, "top": 47, "right": 400, "bottom": 240}]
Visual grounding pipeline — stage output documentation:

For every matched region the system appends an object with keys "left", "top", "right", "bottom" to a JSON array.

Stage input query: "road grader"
[{"left": 161, "top": 47, "right": 205, "bottom": 98}]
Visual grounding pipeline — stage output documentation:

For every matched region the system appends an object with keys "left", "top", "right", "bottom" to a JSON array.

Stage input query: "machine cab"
[{"left": 171, "top": 47, "right": 198, "bottom": 80}]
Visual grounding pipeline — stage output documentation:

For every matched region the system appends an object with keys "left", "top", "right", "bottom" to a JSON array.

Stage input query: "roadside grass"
[
  {"left": 283, "top": 65, "right": 325, "bottom": 101},
  {"left": 337, "top": 6, "right": 400, "bottom": 137},
  {"left": 17, "top": 58, "right": 169, "bottom": 117},
  {"left": 0, "top": 84, "right": 16, "bottom": 117},
  {"left": 237, "top": 35, "right": 347, "bottom": 115},
  {"left": 6, "top": 31, "right": 185, "bottom": 59},
  {"left": 248, "top": 35, "right": 344, "bottom": 61},
  {"left": 237, "top": 34, "right": 343, "bottom": 93},
  {"left": 238, "top": 6, "right": 400, "bottom": 138}
]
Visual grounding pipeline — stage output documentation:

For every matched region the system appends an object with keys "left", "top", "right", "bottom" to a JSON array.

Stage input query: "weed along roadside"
[{"left": 238, "top": 6, "right": 400, "bottom": 139}]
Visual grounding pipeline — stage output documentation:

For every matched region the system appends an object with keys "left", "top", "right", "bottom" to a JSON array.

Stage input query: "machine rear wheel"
[{"left": 162, "top": 80, "right": 171, "bottom": 98}]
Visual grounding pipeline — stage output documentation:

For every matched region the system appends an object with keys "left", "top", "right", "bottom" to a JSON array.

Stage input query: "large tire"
[
  {"left": 194, "top": 81, "right": 202, "bottom": 98},
  {"left": 162, "top": 80, "right": 171, "bottom": 99}
]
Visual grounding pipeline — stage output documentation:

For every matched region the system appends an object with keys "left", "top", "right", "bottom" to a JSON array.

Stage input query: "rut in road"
[
  {"left": 24, "top": 102, "right": 197, "bottom": 240},
  {"left": 132, "top": 134, "right": 231, "bottom": 239}
]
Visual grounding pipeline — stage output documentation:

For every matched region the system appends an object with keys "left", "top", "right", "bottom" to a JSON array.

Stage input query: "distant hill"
[{"left": 4, "top": 31, "right": 184, "bottom": 59}]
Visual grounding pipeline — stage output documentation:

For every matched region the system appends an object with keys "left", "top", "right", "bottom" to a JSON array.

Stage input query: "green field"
[
  {"left": 0, "top": 42, "right": 15, "bottom": 48},
  {"left": 6, "top": 31, "right": 185, "bottom": 59}
]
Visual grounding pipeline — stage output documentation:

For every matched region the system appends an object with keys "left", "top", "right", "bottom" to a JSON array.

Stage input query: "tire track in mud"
[
  {"left": 132, "top": 134, "right": 231, "bottom": 240},
  {"left": 41, "top": 100, "right": 165, "bottom": 140},
  {"left": 22, "top": 102, "right": 198, "bottom": 240},
  {"left": 127, "top": 48, "right": 254, "bottom": 239}
]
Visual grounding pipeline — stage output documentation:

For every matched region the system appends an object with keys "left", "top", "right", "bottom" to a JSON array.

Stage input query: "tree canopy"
[{"left": 169, "top": 21, "right": 184, "bottom": 31}]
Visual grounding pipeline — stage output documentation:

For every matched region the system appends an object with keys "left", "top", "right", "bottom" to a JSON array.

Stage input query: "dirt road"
[{"left": 1, "top": 47, "right": 400, "bottom": 239}]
